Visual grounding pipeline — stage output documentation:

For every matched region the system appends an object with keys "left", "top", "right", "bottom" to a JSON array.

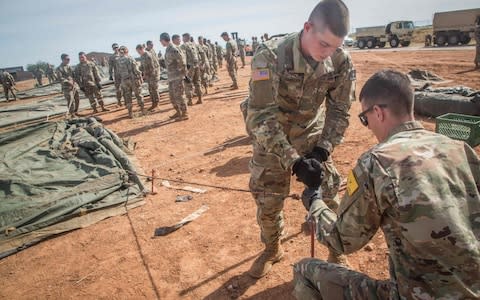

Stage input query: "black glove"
[
  {"left": 96, "top": 83, "right": 102, "bottom": 90},
  {"left": 307, "top": 147, "right": 330, "bottom": 163},
  {"left": 184, "top": 76, "right": 191, "bottom": 83},
  {"left": 301, "top": 187, "right": 322, "bottom": 211},
  {"left": 292, "top": 157, "right": 324, "bottom": 188},
  {"left": 109, "top": 75, "right": 113, "bottom": 81}
]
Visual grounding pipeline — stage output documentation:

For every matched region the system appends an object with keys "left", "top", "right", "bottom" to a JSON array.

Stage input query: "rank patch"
[
  {"left": 346, "top": 169, "right": 359, "bottom": 196},
  {"left": 252, "top": 69, "right": 270, "bottom": 81}
]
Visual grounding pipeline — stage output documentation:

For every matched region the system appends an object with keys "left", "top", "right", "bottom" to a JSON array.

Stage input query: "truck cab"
[{"left": 386, "top": 21, "right": 415, "bottom": 47}]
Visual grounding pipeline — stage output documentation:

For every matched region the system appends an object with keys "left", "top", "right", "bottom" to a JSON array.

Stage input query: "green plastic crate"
[{"left": 435, "top": 113, "right": 480, "bottom": 147}]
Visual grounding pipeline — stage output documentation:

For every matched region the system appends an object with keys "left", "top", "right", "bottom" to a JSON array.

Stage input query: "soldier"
[
  {"left": 252, "top": 36, "right": 259, "bottom": 53},
  {"left": 117, "top": 46, "right": 144, "bottom": 118},
  {"left": 263, "top": 33, "right": 269, "bottom": 41},
  {"left": 45, "top": 64, "right": 56, "bottom": 84},
  {"left": 1, "top": 71, "right": 16, "bottom": 102},
  {"left": 294, "top": 69, "right": 480, "bottom": 299},
  {"left": 475, "top": 17, "right": 480, "bottom": 69},
  {"left": 160, "top": 32, "right": 188, "bottom": 121},
  {"left": 108, "top": 43, "right": 123, "bottom": 106},
  {"left": 207, "top": 39, "right": 218, "bottom": 77},
  {"left": 74, "top": 51, "right": 108, "bottom": 113},
  {"left": 56, "top": 54, "right": 80, "bottom": 117},
  {"left": 203, "top": 38, "right": 215, "bottom": 86},
  {"left": 101, "top": 57, "right": 108, "bottom": 68},
  {"left": 237, "top": 38, "right": 246, "bottom": 68},
  {"left": 197, "top": 36, "right": 211, "bottom": 94},
  {"left": 243, "top": 0, "right": 355, "bottom": 278},
  {"left": 136, "top": 44, "right": 160, "bottom": 111},
  {"left": 147, "top": 40, "right": 165, "bottom": 70},
  {"left": 182, "top": 33, "right": 203, "bottom": 105},
  {"left": 215, "top": 41, "right": 223, "bottom": 68},
  {"left": 221, "top": 32, "right": 238, "bottom": 89},
  {"left": 34, "top": 67, "right": 44, "bottom": 86}
]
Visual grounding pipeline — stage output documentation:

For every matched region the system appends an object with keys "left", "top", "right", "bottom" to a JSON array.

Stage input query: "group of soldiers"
[{"left": 53, "top": 31, "right": 241, "bottom": 120}]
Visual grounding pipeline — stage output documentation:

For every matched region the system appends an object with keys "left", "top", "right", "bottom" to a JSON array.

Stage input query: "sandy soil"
[{"left": 1, "top": 49, "right": 480, "bottom": 300}]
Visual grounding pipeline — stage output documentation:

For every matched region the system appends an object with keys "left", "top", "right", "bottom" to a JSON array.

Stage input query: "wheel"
[
  {"left": 401, "top": 41, "right": 411, "bottom": 47},
  {"left": 436, "top": 34, "right": 447, "bottom": 46},
  {"left": 367, "top": 39, "right": 375, "bottom": 49},
  {"left": 448, "top": 34, "right": 459, "bottom": 46},
  {"left": 358, "top": 39, "right": 366, "bottom": 49},
  {"left": 461, "top": 37, "right": 471, "bottom": 45},
  {"left": 389, "top": 37, "right": 399, "bottom": 48},
  {"left": 378, "top": 42, "right": 386, "bottom": 48}
]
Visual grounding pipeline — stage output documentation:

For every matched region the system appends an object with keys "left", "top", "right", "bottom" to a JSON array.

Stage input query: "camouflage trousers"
[
  {"left": 84, "top": 85, "right": 104, "bottom": 110},
  {"left": 168, "top": 79, "right": 187, "bottom": 114},
  {"left": 209, "top": 60, "right": 217, "bottom": 80},
  {"left": 200, "top": 64, "right": 210, "bottom": 90},
  {"left": 249, "top": 143, "right": 341, "bottom": 247},
  {"left": 2, "top": 84, "right": 16, "bottom": 101},
  {"left": 212, "top": 59, "right": 218, "bottom": 72},
  {"left": 121, "top": 79, "right": 144, "bottom": 113},
  {"left": 114, "top": 78, "right": 123, "bottom": 104},
  {"left": 239, "top": 51, "right": 246, "bottom": 67},
  {"left": 185, "top": 66, "right": 202, "bottom": 100},
  {"left": 227, "top": 58, "right": 238, "bottom": 86},
  {"left": 63, "top": 86, "right": 80, "bottom": 114},
  {"left": 217, "top": 56, "right": 223, "bottom": 68},
  {"left": 293, "top": 258, "right": 393, "bottom": 300},
  {"left": 146, "top": 76, "right": 160, "bottom": 106}
]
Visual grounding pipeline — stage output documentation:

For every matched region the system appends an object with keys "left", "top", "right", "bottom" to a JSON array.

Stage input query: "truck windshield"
[{"left": 404, "top": 22, "right": 414, "bottom": 29}]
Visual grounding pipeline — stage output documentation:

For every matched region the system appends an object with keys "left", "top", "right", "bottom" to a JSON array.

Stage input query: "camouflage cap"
[
  {"left": 221, "top": 32, "right": 228, "bottom": 37},
  {"left": 112, "top": 43, "right": 119, "bottom": 49}
]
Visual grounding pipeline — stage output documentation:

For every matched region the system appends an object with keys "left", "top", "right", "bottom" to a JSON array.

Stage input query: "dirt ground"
[{"left": 1, "top": 49, "right": 480, "bottom": 300}]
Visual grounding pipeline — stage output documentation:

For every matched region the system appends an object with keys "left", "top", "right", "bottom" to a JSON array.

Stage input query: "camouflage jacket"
[
  {"left": 197, "top": 44, "right": 210, "bottom": 69},
  {"left": 225, "top": 39, "right": 237, "bottom": 63},
  {"left": 311, "top": 121, "right": 480, "bottom": 299},
  {"left": 209, "top": 43, "right": 218, "bottom": 64},
  {"left": 164, "top": 44, "right": 186, "bottom": 81},
  {"left": 108, "top": 52, "right": 120, "bottom": 79},
  {"left": 139, "top": 51, "right": 158, "bottom": 80},
  {"left": 116, "top": 55, "right": 142, "bottom": 82},
  {"left": 215, "top": 45, "right": 223, "bottom": 59},
  {"left": 252, "top": 40, "right": 259, "bottom": 53},
  {"left": 1, "top": 71, "right": 15, "bottom": 86},
  {"left": 146, "top": 48, "right": 161, "bottom": 73},
  {"left": 74, "top": 61, "right": 101, "bottom": 87},
  {"left": 180, "top": 42, "right": 199, "bottom": 68},
  {"left": 56, "top": 63, "right": 77, "bottom": 90},
  {"left": 245, "top": 31, "right": 356, "bottom": 169}
]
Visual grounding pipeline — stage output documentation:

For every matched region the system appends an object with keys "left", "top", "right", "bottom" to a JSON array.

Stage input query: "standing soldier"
[
  {"left": 252, "top": 36, "right": 259, "bottom": 53},
  {"left": 182, "top": 33, "right": 203, "bottom": 105},
  {"left": 137, "top": 44, "right": 160, "bottom": 111},
  {"left": 160, "top": 33, "right": 188, "bottom": 121},
  {"left": 146, "top": 40, "right": 162, "bottom": 75},
  {"left": 203, "top": 38, "right": 215, "bottom": 86},
  {"left": 475, "top": 17, "right": 480, "bottom": 69},
  {"left": 117, "top": 46, "right": 144, "bottom": 118},
  {"left": 56, "top": 54, "right": 80, "bottom": 117},
  {"left": 197, "top": 36, "right": 211, "bottom": 94},
  {"left": 33, "top": 67, "right": 44, "bottom": 86},
  {"left": 237, "top": 38, "right": 246, "bottom": 68},
  {"left": 207, "top": 39, "right": 218, "bottom": 78},
  {"left": 215, "top": 42, "right": 223, "bottom": 68},
  {"left": 108, "top": 43, "right": 123, "bottom": 106},
  {"left": 1, "top": 71, "right": 16, "bottom": 102},
  {"left": 243, "top": 0, "right": 355, "bottom": 278},
  {"left": 45, "top": 64, "right": 56, "bottom": 84},
  {"left": 221, "top": 32, "right": 238, "bottom": 89},
  {"left": 101, "top": 57, "right": 108, "bottom": 68},
  {"left": 75, "top": 52, "right": 108, "bottom": 113}
]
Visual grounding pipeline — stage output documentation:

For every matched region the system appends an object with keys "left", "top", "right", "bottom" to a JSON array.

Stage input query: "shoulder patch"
[
  {"left": 346, "top": 169, "right": 359, "bottom": 196},
  {"left": 349, "top": 69, "right": 356, "bottom": 81},
  {"left": 252, "top": 68, "right": 270, "bottom": 81}
]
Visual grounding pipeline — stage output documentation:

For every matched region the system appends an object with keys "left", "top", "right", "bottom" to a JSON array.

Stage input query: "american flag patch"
[{"left": 252, "top": 68, "right": 270, "bottom": 81}]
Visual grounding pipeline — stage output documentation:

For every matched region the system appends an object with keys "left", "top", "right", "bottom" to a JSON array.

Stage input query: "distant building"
[{"left": 0, "top": 66, "right": 33, "bottom": 81}]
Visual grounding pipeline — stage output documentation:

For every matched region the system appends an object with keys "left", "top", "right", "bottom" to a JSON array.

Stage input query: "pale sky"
[{"left": 0, "top": 0, "right": 478, "bottom": 68}]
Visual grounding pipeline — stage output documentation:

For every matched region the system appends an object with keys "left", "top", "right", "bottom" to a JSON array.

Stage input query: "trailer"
[{"left": 433, "top": 8, "right": 480, "bottom": 46}]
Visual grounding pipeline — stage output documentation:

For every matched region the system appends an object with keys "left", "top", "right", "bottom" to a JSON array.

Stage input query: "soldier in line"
[
  {"left": 252, "top": 36, "right": 259, "bottom": 53},
  {"left": 117, "top": 46, "right": 144, "bottom": 118},
  {"left": 56, "top": 54, "right": 79, "bottom": 117},
  {"left": 243, "top": 0, "right": 355, "bottom": 278},
  {"left": 237, "top": 38, "right": 246, "bottom": 68},
  {"left": 215, "top": 41, "right": 223, "bottom": 68},
  {"left": 294, "top": 69, "right": 480, "bottom": 299},
  {"left": 475, "top": 17, "right": 480, "bottom": 69},
  {"left": 221, "top": 32, "right": 238, "bottom": 89},
  {"left": 136, "top": 44, "right": 160, "bottom": 111},
  {"left": 1, "top": 71, "right": 16, "bottom": 102},
  {"left": 108, "top": 43, "right": 123, "bottom": 106},
  {"left": 160, "top": 32, "right": 188, "bottom": 121},
  {"left": 45, "top": 64, "right": 56, "bottom": 84},
  {"left": 263, "top": 33, "right": 269, "bottom": 41},
  {"left": 203, "top": 38, "right": 215, "bottom": 86},
  {"left": 182, "top": 33, "right": 203, "bottom": 105},
  {"left": 75, "top": 52, "right": 108, "bottom": 113},
  {"left": 33, "top": 67, "right": 44, "bottom": 86},
  {"left": 197, "top": 36, "right": 211, "bottom": 94},
  {"left": 146, "top": 40, "right": 163, "bottom": 74},
  {"left": 207, "top": 39, "right": 218, "bottom": 79}
]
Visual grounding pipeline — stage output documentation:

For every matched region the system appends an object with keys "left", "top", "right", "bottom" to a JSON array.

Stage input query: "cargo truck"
[
  {"left": 355, "top": 21, "right": 415, "bottom": 49},
  {"left": 433, "top": 8, "right": 480, "bottom": 46}
]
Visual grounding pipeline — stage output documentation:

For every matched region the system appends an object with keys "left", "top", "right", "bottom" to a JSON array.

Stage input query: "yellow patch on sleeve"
[
  {"left": 252, "top": 68, "right": 270, "bottom": 81},
  {"left": 346, "top": 170, "right": 359, "bottom": 196}
]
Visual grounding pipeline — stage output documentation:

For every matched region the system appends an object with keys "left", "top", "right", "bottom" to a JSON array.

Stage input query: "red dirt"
[{"left": 1, "top": 49, "right": 479, "bottom": 299}]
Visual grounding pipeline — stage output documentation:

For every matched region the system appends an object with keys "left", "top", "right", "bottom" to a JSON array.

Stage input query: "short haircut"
[
  {"left": 61, "top": 53, "right": 69, "bottom": 60},
  {"left": 146, "top": 40, "right": 153, "bottom": 46},
  {"left": 172, "top": 34, "right": 180, "bottom": 40},
  {"left": 359, "top": 69, "right": 414, "bottom": 117},
  {"left": 182, "top": 33, "right": 190, "bottom": 38},
  {"left": 78, "top": 51, "right": 86, "bottom": 56},
  {"left": 308, "top": 0, "right": 350, "bottom": 37},
  {"left": 136, "top": 44, "right": 145, "bottom": 50},
  {"left": 160, "top": 32, "right": 170, "bottom": 42}
]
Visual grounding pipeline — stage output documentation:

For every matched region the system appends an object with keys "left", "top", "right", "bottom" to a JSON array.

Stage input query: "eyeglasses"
[{"left": 358, "top": 104, "right": 387, "bottom": 126}]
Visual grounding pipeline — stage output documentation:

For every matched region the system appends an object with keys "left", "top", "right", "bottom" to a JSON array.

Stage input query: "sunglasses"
[{"left": 358, "top": 104, "right": 387, "bottom": 126}]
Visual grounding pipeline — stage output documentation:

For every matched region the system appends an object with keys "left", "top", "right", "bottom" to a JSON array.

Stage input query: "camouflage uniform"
[
  {"left": 74, "top": 61, "right": 105, "bottom": 111},
  {"left": 46, "top": 64, "right": 56, "bottom": 84},
  {"left": 209, "top": 42, "right": 218, "bottom": 74},
  {"left": 1, "top": 71, "right": 16, "bottom": 101},
  {"left": 56, "top": 63, "right": 80, "bottom": 115},
  {"left": 225, "top": 39, "right": 238, "bottom": 88},
  {"left": 108, "top": 52, "right": 123, "bottom": 105},
  {"left": 293, "top": 121, "right": 480, "bottom": 299},
  {"left": 139, "top": 50, "right": 160, "bottom": 109},
  {"left": 197, "top": 43, "right": 211, "bottom": 93},
  {"left": 117, "top": 55, "right": 144, "bottom": 117},
  {"left": 147, "top": 48, "right": 162, "bottom": 75},
  {"left": 475, "top": 24, "right": 480, "bottom": 68},
  {"left": 181, "top": 42, "right": 202, "bottom": 105},
  {"left": 165, "top": 43, "right": 188, "bottom": 118},
  {"left": 238, "top": 39, "right": 246, "bottom": 67},
  {"left": 34, "top": 69, "right": 44, "bottom": 86},
  {"left": 157, "top": 50, "right": 166, "bottom": 69},
  {"left": 216, "top": 44, "right": 224, "bottom": 68},
  {"left": 245, "top": 32, "right": 355, "bottom": 275},
  {"left": 252, "top": 38, "right": 259, "bottom": 54}
]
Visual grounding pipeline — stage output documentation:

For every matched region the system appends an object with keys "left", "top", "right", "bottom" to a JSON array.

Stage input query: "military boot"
[
  {"left": 169, "top": 110, "right": 181, "bottom": 119},
  {"left": 327, "top": 249, "right": 350, "bottom": 266},
  {"left": 232, "top": 82, "right": 239, "bottom": 90},
  {"left": 128, "top": 108, "right": 134, "bottom": 119},
  {"left": 92, "top": 106, "right": 98, "bottom": 114},
  {"left": 196, "top": 95, "right": 203, "bottom": 104},
  {"left": 248, "top": 243, "right": 284, "bottom": 279},
  {"left": 180, "top": 111, "right": 189, "bottom": 120},
  {"left": 101, "top": 104, "right": 109, "bottom": 112},
  {"left": 187, "top": 98, "right": 193, "bottom": 106}
]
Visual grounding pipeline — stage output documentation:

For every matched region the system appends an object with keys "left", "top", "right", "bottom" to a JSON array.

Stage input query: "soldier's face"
[
  {"left": 147, "top": 44, "right": 153, "bottom": 50},
  {"left": 182, "top": 36, "right": 189, "bottom": 43},
  {"left": 303, "top": 21, "right": 344, "bottom": 61},
  {"left": 79, "top": 55, "right": 87, "bottom": 62},
  {"left": 173, "top": 38, "right": 180, "bottom": 46},
  {"left": 222, "top": 35, "right": 228, "bottom": 42},
  {"left": 137, "top": 48, "right": 144, "bottom": 56},
  {"left": 62, "top": 57, "right": 70, "bottom": 65}
]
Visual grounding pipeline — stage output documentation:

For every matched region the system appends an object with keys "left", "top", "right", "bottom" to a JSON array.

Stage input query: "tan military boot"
[
  {"left": 327, "top": 249, "right": 350, "bottom": 267},
  {"left": 248, "top": 243, "right": 284, "bottom": 279},
  {"left": 169, "top": 110, "right": 181, "bottom": 119},
  {"left": 196, "top": 95, "right": 203, "bottom": 104},
  {"left": 180, "top": 111, "right": 189, "bottom": 120},
  {"left": 187, "top": 98, "right": 193, "bottom": 106}
]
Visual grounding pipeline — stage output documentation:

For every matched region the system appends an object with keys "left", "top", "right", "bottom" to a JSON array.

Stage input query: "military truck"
[
  {"left": 433, "top": 8, "right": 480, "bottom": 46},
  {"left": 355, "top": 21, "right": 415, "bottom": 49}
]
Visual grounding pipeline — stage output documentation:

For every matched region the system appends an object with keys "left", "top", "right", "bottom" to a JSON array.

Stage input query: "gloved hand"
[
  {"left": 109, "top": 75, "right": 113, "bottom": 81},
  {"left": 96, "top": 83, "right": 102, "bottom": 90},
  {"left": 307, "top": 147, "right": 330, "bottom": 163},
  {"left": 292, "top": 157, "right": 324, "bottom": 188},
  {"left": 301, "top": 187, "right": 322, "bottom": 211}
]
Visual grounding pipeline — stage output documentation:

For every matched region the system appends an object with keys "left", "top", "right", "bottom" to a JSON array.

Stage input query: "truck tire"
[
  {"left": 367, "top": 39, "right": 375, "bottom": 49},
  {"left": 390, "top": 37, "right": 399, "bottom": 48},
  {"left": 448, "top": 34, "right": 459, "bottom": 46},
  {"left": 436, "top": 34, "right": 447, "bottom": 46},
  {"left": 358, "top": 39, "right": 366, "bottom": 49},
  {"left": 379, "top": 42, "right": 386, "bottom": 48},
  {"left": 400, "top": 41, "right": 411, "bottom": 47},
  {"left": 461, "top": 37, "right": 471, "bottom": 45}
]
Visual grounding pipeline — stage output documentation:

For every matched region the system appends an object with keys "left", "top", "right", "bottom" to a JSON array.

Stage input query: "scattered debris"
[
  {"left": 161, "top": 180, "right": 207, "bottom": 194},
  {"left": 154, "top": 205, "right": 209, "bottom": 237},
  {"left": 175, "top": 195, "right": 193, "bottom": 203}
]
